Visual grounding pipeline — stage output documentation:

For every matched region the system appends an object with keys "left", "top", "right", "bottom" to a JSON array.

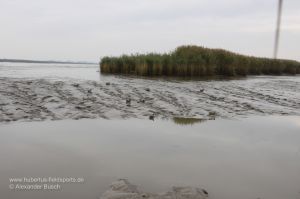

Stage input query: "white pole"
[{"left": 274, "top": 0, "right": 283, "bottom": 59}]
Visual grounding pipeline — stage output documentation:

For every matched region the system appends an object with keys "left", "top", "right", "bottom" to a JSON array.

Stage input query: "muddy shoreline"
[{"left": 0, "top": 76, "right": 299, "bottom": 123}]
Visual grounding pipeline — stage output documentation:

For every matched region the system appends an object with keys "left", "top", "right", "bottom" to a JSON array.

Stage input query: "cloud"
[{"left": 0, "top": 0, "right": 299, "bottom": 61}]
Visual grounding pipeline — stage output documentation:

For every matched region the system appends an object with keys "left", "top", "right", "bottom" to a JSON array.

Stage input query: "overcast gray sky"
[{"left": 0, "top": 0, "right": 299, "bottom": 62}]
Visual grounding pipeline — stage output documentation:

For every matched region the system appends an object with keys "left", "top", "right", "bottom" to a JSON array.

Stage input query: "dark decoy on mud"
[
  {"left": 149, "top": 115, "right": 154, "bottom": 121},
  {"left": 126, "top": 99, "right": 131, "bottom": 106},
  {"left": 202, "top": 189, "right": 208, "bottom": 196},
  {"left": 138, "top": 99, "right": 145, "bottom": 103}
]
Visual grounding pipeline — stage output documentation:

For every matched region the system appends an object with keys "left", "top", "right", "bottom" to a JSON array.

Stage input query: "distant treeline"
[
  {"left": 100, "top": 45, "right": 300, "bottom": 76},
  {"left": 0, "top": 59, "right": 96, "bottom": 65}
]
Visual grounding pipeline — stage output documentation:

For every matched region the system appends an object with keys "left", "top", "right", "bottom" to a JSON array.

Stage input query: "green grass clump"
[
  {"left": 172, "top": 117, "right": 206, "bottom": 126},
  {"left": 100, "top": 45, "right": 300, "bottom": 77}
]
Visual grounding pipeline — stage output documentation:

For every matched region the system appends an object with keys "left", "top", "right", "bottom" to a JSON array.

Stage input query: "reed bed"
[{"left": 100, "top": 45, "right": 300, "bottom": 76}]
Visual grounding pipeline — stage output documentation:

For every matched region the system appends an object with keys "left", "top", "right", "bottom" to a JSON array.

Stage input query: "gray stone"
[{"left": 100, "top": 179, "right": 208, "bottom": 199}]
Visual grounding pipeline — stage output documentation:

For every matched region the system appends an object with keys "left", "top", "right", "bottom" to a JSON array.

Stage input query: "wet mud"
[{"left": 0, "top": 76, "right": 299, "bottom": 123}]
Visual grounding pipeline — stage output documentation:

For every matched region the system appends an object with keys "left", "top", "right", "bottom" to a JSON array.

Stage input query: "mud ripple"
[{"left": 0, "top": 76, "right": 299, "bottom": 123}]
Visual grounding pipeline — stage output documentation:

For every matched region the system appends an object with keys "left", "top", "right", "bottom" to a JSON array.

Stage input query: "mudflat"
[{"left": 0, "top": 75, "right": 299, "bottom": 122}]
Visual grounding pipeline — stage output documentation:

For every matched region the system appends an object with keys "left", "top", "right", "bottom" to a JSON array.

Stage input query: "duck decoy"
[
  {"left": 126, "top": 99, "right": 131, "bottom": 106},
  {"left": 149, "top": 115, "right": 154, "bottom": 121}
]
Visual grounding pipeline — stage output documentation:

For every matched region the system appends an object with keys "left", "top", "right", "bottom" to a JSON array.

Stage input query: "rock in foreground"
[{"left": 100, "top": 179, "right": 209, "bottom": 199}]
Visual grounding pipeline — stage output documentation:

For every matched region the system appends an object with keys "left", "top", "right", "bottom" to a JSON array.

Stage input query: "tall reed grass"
[{"left": 100, "top": 45, "right": 300, "bottom": 76}]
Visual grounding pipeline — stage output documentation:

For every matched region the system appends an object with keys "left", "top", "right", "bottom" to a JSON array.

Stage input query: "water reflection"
[{"left": 172, "top": 117, "right": 206, "bottom": 126}]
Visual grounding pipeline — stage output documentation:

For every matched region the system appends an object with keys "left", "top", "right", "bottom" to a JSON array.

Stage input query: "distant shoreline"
[{"left": 0, "top": 59, "right": 96, "bottom": 65}]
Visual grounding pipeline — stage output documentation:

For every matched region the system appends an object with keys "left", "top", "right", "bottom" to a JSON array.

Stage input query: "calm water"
[
  {"left": 0, "top": 62, "right": 100, "bottom": 80},
  {"left": 0, "top": 116, "right": 300, "bottom": 199}
]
